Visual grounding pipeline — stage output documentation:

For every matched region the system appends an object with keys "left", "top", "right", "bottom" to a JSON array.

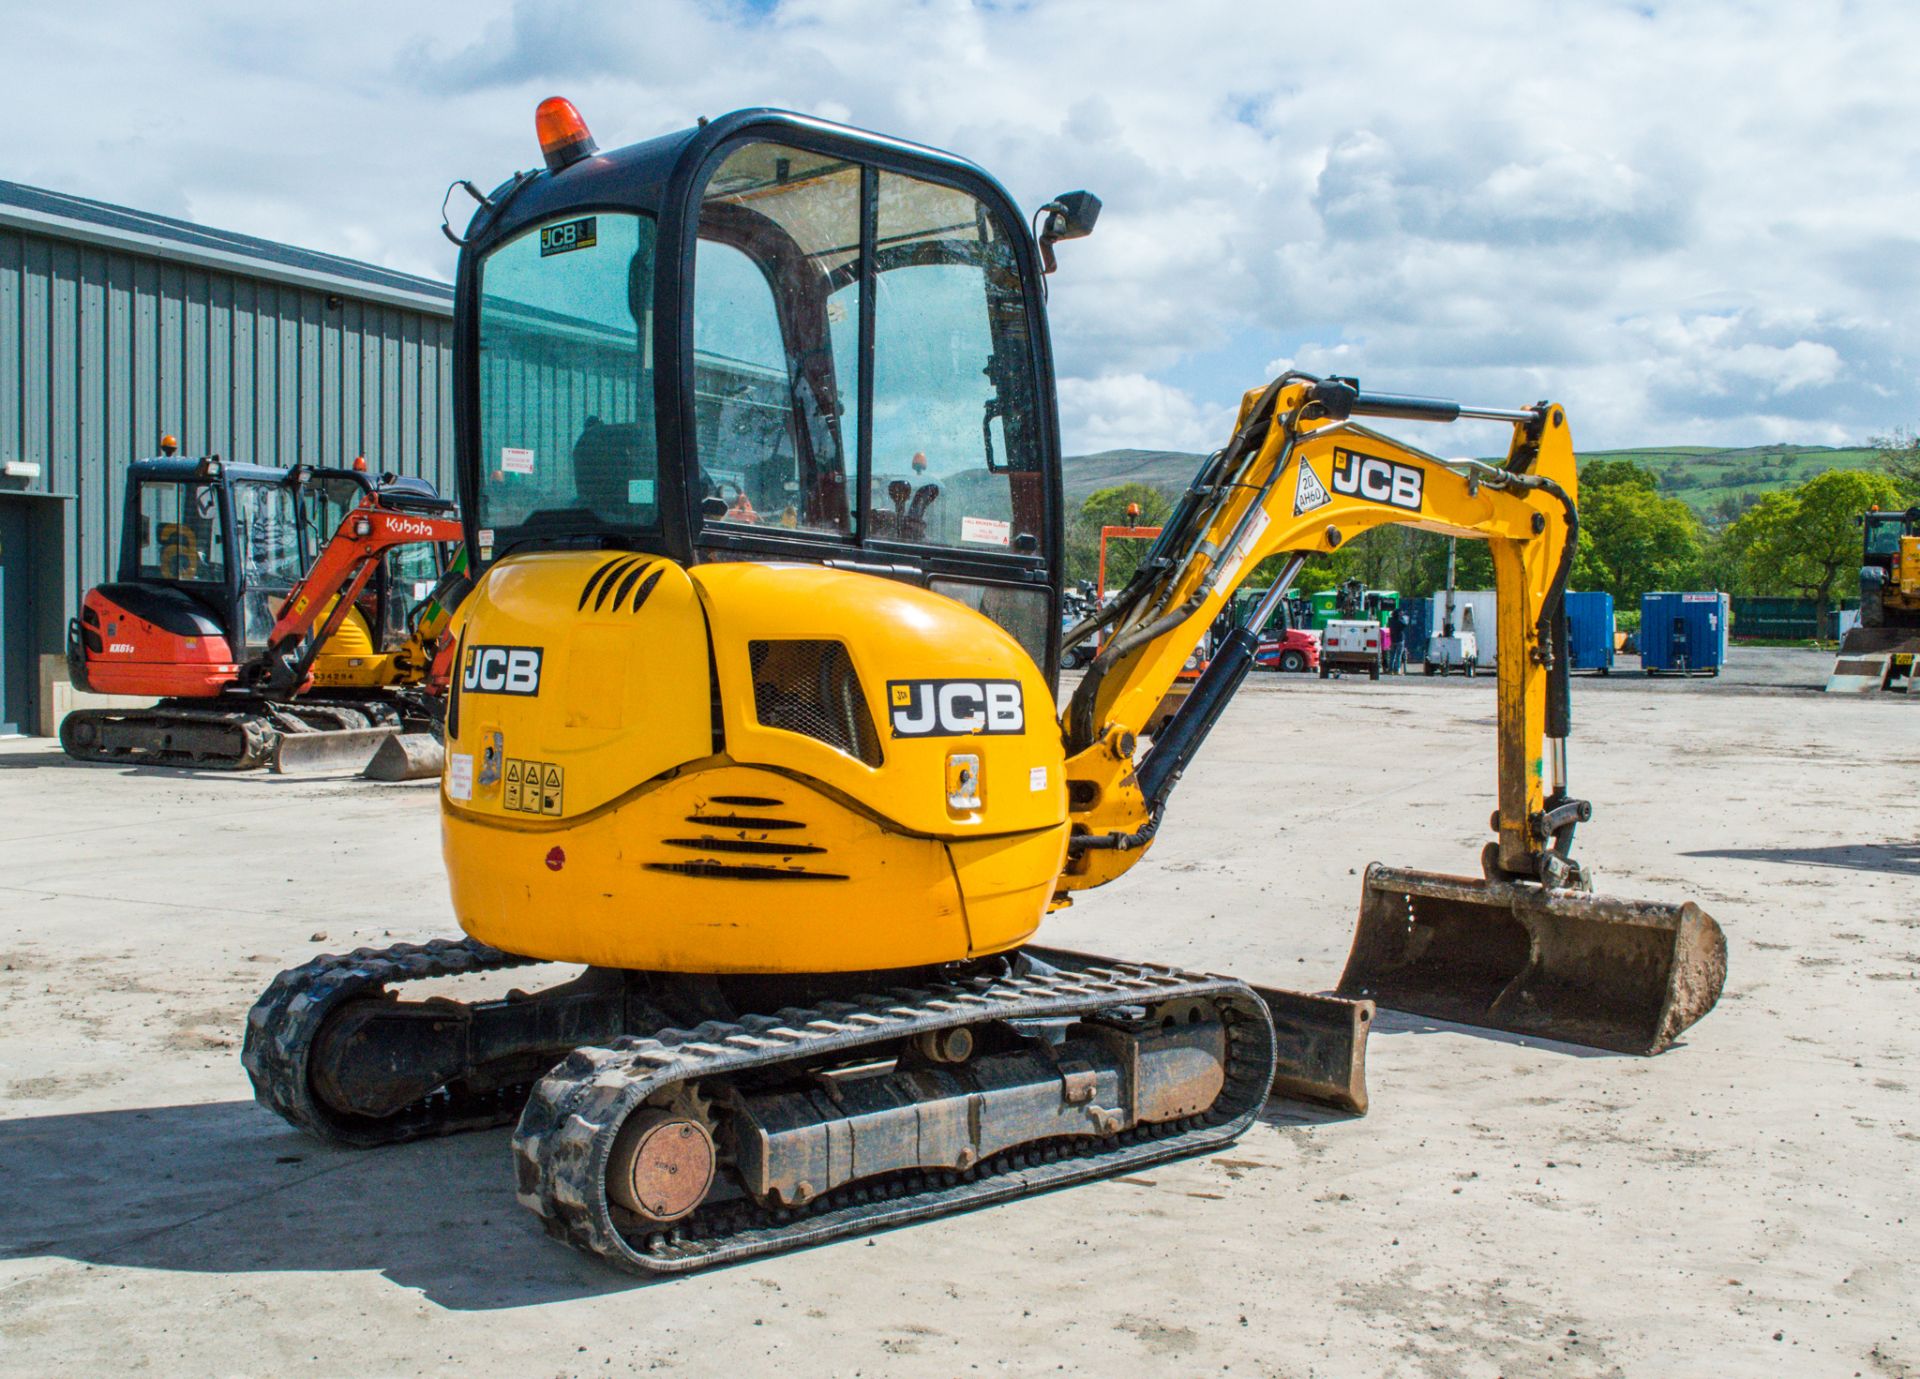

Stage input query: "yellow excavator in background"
[{"left": 245, "top": 101, "right": 1726, "bottom": 1274}]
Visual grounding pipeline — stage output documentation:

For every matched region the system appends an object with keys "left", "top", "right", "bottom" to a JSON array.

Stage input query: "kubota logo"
[
  {"left": 1330, "top": 448, "right": 1424, "bottom": 512},
  {"left": 886, "top": 679, "right": 1024, "bottom": 737},
  {"left": 384, "top": 515, "right": 437, "bottom": 539},
  {"left": 462, "top": 644, "right": 542, "bottom": 695}
]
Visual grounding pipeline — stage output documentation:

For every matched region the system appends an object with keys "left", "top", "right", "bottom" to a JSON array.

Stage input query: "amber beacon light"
[{"left": 536, "top": 97, "right": 599, "bottom": 172}]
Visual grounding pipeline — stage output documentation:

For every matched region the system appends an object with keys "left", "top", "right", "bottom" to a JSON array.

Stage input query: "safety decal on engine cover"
[
  {"left": 887, "top": 679, "right": 1024, "bottom": 737},
  {"left": 503, "top": 758, "right": 564, "bottom": 816},
  {"left": 1330, "top": 449, "right": 1424, "bottom": 512}
]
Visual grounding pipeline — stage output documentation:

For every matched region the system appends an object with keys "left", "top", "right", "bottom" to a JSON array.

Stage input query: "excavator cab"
[{"left": 457, "top": 107, "right": 1065, "bottom": 677}]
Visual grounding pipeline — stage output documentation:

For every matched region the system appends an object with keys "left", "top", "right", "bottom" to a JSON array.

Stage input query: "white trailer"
[{"left": 1428, "top": 589, "right": 1497, "bottom": 670}]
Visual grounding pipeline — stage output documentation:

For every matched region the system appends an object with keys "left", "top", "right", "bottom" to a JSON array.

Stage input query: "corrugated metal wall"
[{"left": 0, "top": 223, "right": 454, "bottom": 610}]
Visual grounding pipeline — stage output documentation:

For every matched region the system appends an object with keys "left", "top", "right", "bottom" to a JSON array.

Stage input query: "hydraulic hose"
[{"left": 1065, "top": 375, "right": 1301, "bottom": 752}]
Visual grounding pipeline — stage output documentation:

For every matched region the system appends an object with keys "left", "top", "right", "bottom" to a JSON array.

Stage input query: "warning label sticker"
[
  {"left": 960, "top": 515, "right": 1012, "bottom": 547},
  {"left": 1293, "top": 458, "right": 1332, "bottom": 516},
  {"left": 446, "top": 753, "right": 473, "bottom": 802},
  {"left": 1216, "top": 507, "right": 1271, "bottom": 588},
  {"left": 501, "top": 447, "right": 535, "bottom": 475},
  {"left": 503, "top": 758, "right": 564, "bottom": 816}
]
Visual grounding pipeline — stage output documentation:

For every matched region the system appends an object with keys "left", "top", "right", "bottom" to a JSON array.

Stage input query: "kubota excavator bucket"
[{"left": 1337, "top": 864, "right": 1725, "bottom": 1055}]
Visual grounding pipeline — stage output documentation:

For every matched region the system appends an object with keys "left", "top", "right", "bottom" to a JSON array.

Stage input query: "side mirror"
[{"left": 1037, "top": 190, "right": 1101, "bottom": 273}]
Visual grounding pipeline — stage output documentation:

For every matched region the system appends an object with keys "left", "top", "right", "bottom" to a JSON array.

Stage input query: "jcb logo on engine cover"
[
  {"left": 1331, "top": 449, "right": 1424, "bottom": 512},
  {"left": 887, "top": 679, "right": 1024, "bottom": 738},
  {"left": 462, "top": 645, "right": 543, "bottom": 696}
]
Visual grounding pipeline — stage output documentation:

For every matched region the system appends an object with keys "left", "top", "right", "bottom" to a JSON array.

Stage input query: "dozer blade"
[
  {"left": 1032, "top": 945, "right": 1371, "bottom": 1114},
  {"left": 362, "top": 732, "right": 446, "bottom": 781},
  {"left": 268, "top": 726, "right": 399, "bottom": 775},
  {"left": 1337, "top": 863, "right": 1725, "bottom": 1056}
]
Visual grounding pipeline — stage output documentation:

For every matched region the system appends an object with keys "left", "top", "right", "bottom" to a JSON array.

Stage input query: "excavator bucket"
[
  {"left": 269, "top": 726, "right": 400, "bottom": 775},
  {"left": 362, "top": 732, "right": 447, "bottom": 782},
  {"left": 1337, "top": 864, "right": 1726, "bottom": 1055}
]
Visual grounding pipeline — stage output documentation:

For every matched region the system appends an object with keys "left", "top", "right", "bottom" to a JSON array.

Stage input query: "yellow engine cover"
[{"left": 441, "top": 553, "right": 1068, "bottom": 973}]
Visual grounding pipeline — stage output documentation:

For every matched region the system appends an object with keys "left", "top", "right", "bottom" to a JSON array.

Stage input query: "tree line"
[{"left": 1066, "top": 438, "right": 1918, "bottom": 630}]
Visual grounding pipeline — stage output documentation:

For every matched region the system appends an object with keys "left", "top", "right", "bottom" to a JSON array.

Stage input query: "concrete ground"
[{"left": 1, "top": 647, "right": 1913, "bottom": 1378}]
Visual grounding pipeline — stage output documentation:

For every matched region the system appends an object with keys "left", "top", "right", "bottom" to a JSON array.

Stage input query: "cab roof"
[{"left": 460, "top": 107, "right": 1027, "bottom": 261}]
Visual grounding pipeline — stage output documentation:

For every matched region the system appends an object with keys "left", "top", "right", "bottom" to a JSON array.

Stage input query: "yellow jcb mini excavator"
[{"left": 245, "top": 101, "right": 1726, "bottom": 1274}]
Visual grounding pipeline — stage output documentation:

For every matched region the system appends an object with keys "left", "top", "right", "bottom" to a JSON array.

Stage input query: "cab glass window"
[
  {"left": 233, "top": 481, "right": 302, "bottom": 588},
  {"left": 695, "top": 144, "right": 859, "bottom": 536},
  {"left": 382, "top": 543, "right": 445, "bottom": 644},
  {"left": 1865, "top": 517, "right": 1907, "bottom": 556},
  {"left": 478, "top": 212, "right": 659, "bottom": 550},
  {"left": 136, "top": 482, "right": 227, "bottom": 583},
  {"left": 870, "top": 172, "right": 1041, "bottom": 552},
  {"left": 233, "top": 480, "right": 302, "bottom": 649},
  {"left": 300, "top": 475, "right": 366, "bottom": 560}
]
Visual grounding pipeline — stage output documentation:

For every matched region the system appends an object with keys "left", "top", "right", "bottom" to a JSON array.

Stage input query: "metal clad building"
[{"left": 0, "top": 180, "right": 455, "bottom": 733}]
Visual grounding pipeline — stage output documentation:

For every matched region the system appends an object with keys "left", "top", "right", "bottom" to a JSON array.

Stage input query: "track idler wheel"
[{"left": 606, "top": 1109, "right": 716, "bottom": 1225}]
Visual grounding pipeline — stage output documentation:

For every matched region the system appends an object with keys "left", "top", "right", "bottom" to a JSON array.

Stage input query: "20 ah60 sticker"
[{"left": 887, "top": 679, "right": 1025, "bottom": 737}]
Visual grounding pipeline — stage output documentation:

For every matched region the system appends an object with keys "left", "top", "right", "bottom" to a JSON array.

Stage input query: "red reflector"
[{"left": 536, "top": 97, "right": 599, "bottom": 172}]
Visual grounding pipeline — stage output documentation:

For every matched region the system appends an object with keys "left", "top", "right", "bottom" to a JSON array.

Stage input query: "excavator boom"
[{"left": 1056, "top": 375, "right": 1725, "bottom": 1053}]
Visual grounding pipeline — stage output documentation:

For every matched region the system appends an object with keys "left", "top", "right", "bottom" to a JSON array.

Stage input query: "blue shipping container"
[
  {"left": 1565, "top": 591, "right": 1615, "bottom": 672},
  {"left": 1639, "top": 592, "right": 1729, "bottom": 674}
]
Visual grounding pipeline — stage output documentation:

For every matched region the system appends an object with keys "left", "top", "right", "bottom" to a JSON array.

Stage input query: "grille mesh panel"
[{"left": 747, "top": 640, "right": 882, "bottom": 766}]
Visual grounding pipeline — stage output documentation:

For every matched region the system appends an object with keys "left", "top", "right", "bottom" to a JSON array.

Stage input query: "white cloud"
[
  {"left": 1056, "top": 374, "right": 1228, "bottom": 455},
  {"left": 4, "top": 0, "right": 1918, "bottom": 451}
]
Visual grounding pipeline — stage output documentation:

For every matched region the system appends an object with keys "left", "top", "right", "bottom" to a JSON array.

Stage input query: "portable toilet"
[
  {"left": 1639, "top": 591, "right": 1729, "bottom": 675},
  {"left": 1564, "top": 591, "right": 1616, "bottom": 673}
]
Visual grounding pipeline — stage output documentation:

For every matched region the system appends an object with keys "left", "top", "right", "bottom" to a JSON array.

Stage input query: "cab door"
[{"left": 686, "top": 138, "right": 1063, "bottom": 678}]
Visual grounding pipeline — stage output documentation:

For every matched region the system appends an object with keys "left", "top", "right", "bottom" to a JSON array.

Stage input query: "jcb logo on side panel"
[
  {"left": 1330, "top": 449, "right": 1424, "bottom": 512},
  {"left": 887, "top": 679, "right": 1024, "bottom": 738},
  {"left": 461, "top": 645, "right": 543, "bottom": 695}
]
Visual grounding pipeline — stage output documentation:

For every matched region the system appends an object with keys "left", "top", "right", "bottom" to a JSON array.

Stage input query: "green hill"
[
  {"left": 1576, "top": 445, "right": 1882, "bottom": 522},
  {"left": 1064, "top": 443, "right": 1888, "bottom": 523}
]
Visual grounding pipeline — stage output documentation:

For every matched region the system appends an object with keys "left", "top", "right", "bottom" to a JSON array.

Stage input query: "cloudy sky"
[{"left": 6, "top": 0, "right": 1917, "bottom": 454}]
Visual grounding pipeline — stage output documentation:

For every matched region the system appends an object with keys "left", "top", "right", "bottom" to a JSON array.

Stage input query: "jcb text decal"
[
  {"left": 1330, "top": 449, "right": 1424, "bottom": 512},
  {"left": 887, "top": 679, "right": 1024, "bottom": 737},
  {"left": 462, "top": 644, "right": 543, "bottom": 695}
]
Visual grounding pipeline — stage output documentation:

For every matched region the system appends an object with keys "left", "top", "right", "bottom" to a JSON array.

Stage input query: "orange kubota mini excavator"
[
  {"left": 64, "top": 452, "right": 468, "bottom": 771},
  {"left": 245, "top": 101, "right": 1727, "bottom": 1275}
]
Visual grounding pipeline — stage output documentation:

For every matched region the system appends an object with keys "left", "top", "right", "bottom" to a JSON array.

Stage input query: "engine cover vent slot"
[
  {"left": 578, "top": 556, "right": 631, "bottom": 610},
  {"left": 747, "top": 640, "right": 882, "bottom": 766}
]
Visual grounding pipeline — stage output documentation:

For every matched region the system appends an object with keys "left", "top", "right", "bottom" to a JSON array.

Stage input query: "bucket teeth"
[{"left": 1337, "top": 863, "right": 1726, "bottom": 1056}]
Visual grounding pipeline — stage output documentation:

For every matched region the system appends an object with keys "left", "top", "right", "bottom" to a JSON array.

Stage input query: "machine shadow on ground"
[
  {"left": 0, "top": 1091, "right": 1367, "bottom": 1306},
  {"left": 1366, "top": 1009, "right": 1629, "bottom": 1059},
  {"left": 0, "top": 1100, "right": 646, "bottom": 1310},
  {"left": 1685, "top": 842, "right": 1920, "bottom": 877},
  {"left": 0, "top": 749, "right": 371, "bottom": 786}
]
